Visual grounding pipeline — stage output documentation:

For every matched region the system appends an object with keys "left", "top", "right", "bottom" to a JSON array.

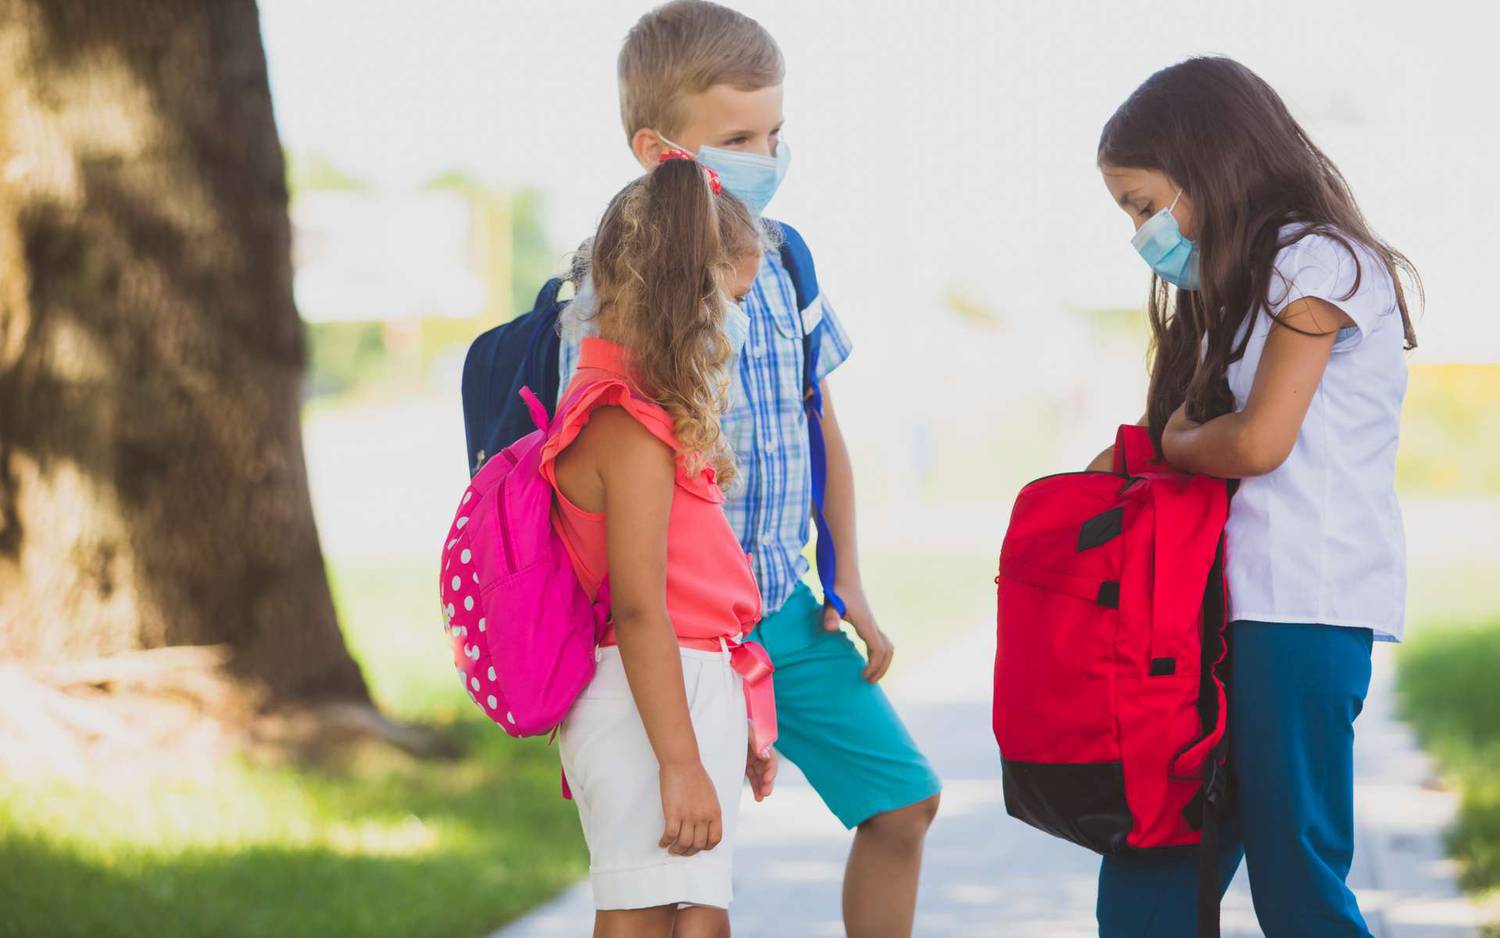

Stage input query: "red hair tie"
[{"left": 659, "top": 148, "right": 723, "bottom": 195}]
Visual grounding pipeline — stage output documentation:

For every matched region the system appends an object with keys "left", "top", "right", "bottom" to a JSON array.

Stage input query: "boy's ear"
[{"left": 630, "top": 128, "right": 666, "bottom": 171}]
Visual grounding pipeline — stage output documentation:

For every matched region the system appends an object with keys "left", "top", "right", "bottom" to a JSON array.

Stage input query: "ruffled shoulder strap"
[{"left": 539, "top": 377, "right": 724, "bottom": 503}]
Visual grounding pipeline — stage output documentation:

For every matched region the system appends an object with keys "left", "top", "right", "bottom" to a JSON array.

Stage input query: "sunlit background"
[
  {"left": 12, "top": 4, "right": 1491, "bottom": 936},
  {"left": 261, "top": 0, "right": 1499, "bottom": 631},
  {"left": 251, "top": 5, "right": 1500, "bottom": 931}
]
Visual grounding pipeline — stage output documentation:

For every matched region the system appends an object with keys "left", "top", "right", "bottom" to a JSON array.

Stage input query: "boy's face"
[{"left": 632, "top": 84, "right": 785, "bottom": 169}]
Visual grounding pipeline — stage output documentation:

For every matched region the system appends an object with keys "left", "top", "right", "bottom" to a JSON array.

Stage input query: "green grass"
[
  {"left": 1398, "top": 365, "right": 1500, "bottom": 497},
  {"left": 0, "top": 533, "right": 993, "bottom": 938},
  {"left": 1397, "top": 619, "right": 1500, "bottom": 899},
  {"left": 853, "top": 544, "right": 996, "bottom": 667},
  {"left": 0, "top": 561, "right": 587, "bottom": 938}
]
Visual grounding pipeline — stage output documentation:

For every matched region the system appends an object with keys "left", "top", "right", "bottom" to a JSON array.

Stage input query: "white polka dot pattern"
[
  {"left": 439, "top": 415, "right": 604, "bottom": 742},
  {"left": 440, "top": 479, "right": 523, "bottom": 740}
]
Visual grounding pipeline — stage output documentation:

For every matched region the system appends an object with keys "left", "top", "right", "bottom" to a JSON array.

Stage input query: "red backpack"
[{"left": 992, "top": 425, "right": 1233, "bottom": 935}]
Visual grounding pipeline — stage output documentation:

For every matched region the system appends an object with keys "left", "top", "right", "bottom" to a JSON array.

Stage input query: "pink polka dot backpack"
[{"left": 439, "top": 387, "right": 607, "bottom": 737}]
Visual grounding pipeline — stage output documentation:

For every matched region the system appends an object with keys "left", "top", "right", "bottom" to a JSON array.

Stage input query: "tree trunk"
[{"left": 0, "top": 0, "right": 370, "bottom": 704}]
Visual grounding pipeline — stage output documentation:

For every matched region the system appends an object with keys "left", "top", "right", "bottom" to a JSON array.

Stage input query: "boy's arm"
[{"left": 817, "top": 380, "right": 894, "bottom": 683}]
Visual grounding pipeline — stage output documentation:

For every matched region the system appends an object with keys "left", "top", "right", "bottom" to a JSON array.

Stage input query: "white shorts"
[{"left": 558, "top": 643, "right": 749, "bottom": 910}]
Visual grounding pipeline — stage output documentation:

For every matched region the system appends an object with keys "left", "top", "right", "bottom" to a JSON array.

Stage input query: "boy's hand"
[
  {"left": 823, "top": 589, "right": 894, "bottom": 683},
  {"left": 659, "top": 761, "right": 722, "bottom": 856},
  {"left": 746, "top": 741, "right": 778, "bottom": 801}
]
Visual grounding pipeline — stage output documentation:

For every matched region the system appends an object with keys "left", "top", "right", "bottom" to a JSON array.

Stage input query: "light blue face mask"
[
  {"left": 662, "top": 135, "right": 790, "bottom": 216},
  {"left": 723, "top": 297, "right": 750, "bottom": 359},
  {"left": 1130, "top": 189, "right": 1201, "bottom": 290}
]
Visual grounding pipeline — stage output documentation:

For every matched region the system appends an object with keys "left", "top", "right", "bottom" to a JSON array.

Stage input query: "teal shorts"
[{"left": 746, "top": 582, "right": 942, "bottom": 828}]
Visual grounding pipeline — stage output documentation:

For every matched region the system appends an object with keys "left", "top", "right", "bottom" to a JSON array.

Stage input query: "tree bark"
[{"left": 0, "top": 0, "right": 370, "bottom": 704}]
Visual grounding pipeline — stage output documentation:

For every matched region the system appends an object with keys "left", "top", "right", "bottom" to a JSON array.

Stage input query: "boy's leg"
[
  {"left": 1232, "top": 621, "right": 1374, "bottom": 938},
  {"left": 1096, "top": 825, "right": 1243, "bottom": 938},
  {"left": 843, "top": 793, "right": 941, "bottom": 937},
  {"left": 748, "top": 583, "right": 943, "bottom": 937}
]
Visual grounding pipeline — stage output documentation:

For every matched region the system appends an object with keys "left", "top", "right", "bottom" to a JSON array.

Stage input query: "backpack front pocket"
[{"left": 994, "top": 551, "right": 1121, "bottom": 765}]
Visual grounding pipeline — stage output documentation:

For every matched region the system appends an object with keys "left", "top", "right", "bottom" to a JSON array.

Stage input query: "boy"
[{"left": 558, "top": 3, "right": 942, "bottom": 935}]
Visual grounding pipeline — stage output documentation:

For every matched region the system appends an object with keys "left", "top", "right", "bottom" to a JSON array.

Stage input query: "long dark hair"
[{"left": 1098, "top": 56, "right": 1420, "bottom": 447}]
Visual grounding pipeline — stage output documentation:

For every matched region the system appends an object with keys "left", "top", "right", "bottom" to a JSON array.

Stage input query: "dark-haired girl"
[{"left": 1092, "top": 56, "right": 1419, "bottom": 937}]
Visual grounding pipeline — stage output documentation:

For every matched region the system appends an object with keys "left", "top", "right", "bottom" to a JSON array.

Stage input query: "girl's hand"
[
  {"left": 659, "top": 761, "right": 723, "bottom": 856},
  {"left": 1161, "top": 402, "right": 1200, "bottom": 470},
  {"left": 746, "top": 742, "right": 778, "bottom": 802},
  {"left": 822, "top": 588, "right": 894, "bottom": 683}
]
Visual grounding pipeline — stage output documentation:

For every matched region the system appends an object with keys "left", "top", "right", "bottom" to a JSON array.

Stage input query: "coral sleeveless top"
[{"left": 538, "top": 337, "right": 763, "bottom": 649}]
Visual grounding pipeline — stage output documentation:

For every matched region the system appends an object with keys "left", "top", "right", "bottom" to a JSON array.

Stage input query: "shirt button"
[{"left": 762, "top": 440, "right": 776, "bottom": 454}]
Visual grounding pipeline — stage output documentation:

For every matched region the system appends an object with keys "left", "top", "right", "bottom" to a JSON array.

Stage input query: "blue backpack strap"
[
  {"left": 773, "top": 221, "right": 846, "bottom": 618},
  {"left": 521, "top": 279, "right": 565, "bottom": 392}
]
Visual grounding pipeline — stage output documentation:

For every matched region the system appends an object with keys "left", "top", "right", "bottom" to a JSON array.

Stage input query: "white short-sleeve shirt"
[{"left": 1224, "top": 227, "right": 1408, "bottom": 641}]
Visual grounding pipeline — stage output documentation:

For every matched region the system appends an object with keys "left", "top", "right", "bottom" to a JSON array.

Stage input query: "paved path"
[{"left": 496, "top": 622, "right": 1486, "bottom": 937}]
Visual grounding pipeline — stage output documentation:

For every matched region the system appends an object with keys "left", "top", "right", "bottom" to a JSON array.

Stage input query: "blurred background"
[{"left": 2, "top": 1, "right": 1496, "bottom": 936}]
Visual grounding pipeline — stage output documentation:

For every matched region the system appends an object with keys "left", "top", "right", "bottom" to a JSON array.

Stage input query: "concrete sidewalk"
[{"left": 495, "top": 619, "right": 1486, "bottom": 937}]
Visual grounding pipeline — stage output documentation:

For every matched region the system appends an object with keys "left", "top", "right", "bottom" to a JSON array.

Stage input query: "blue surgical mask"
[
  {"left": 662, "top": 135, "right": 790, "bottom": 216},
  {"left": 1131, "top": 189, "right": 1200, "bottom": 290},
  {"left": 723, "top": 298, "right": 750, "bottom": 359}
]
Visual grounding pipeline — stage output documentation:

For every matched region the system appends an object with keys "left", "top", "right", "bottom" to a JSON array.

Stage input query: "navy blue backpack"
[{"left": 459, "top": 221, "right": 846, "bottom": 615}]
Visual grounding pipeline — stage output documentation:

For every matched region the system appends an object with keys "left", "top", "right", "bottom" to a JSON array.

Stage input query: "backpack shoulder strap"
[
  {"left": 770, "top": 220, "right": 823, "bottom": 392},
  {"left": 773, "top": 220, "right": 819, "bottom": 320},
  {"left": 769, "top": 219, "right": 845, "bottom": 616}
]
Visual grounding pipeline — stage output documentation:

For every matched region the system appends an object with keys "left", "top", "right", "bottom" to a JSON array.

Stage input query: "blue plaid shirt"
[{"left": 558, "top": 248, "right": 853, "bottom": 614}]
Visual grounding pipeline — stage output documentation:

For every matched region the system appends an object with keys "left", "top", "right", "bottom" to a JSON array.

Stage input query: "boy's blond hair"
[{"left": 618, "top": 0, "right": 784, "bottom": 141}]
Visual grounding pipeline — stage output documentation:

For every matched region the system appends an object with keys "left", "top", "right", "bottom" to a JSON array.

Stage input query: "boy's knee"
[
  {"left": 859, "top": 792, "right": 940, "bottom": 846},
  {"left": 911, "top": 791, "right": 941, "bottom": 826}
]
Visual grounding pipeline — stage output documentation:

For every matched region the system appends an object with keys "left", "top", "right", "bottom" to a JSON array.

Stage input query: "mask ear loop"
[
  {"left": 657, "top": 140, "right": 723, "bottom": 195},
  {"left": 1167, "top": 189, "right": 1184, "bottom": 214}
]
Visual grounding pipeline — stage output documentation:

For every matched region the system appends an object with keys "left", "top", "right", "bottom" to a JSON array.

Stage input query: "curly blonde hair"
[{"left": 591, "top": 158, "right": 762, "bottom": 486}]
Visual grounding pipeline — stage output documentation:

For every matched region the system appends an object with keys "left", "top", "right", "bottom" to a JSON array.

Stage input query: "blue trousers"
[{"left": 1097, "top": 621, "right": 1375, "bottom": 938}]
